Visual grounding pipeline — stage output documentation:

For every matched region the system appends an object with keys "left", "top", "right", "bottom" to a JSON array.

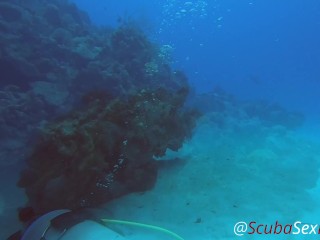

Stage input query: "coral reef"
[
  {"left": 0, "top": 0, "right": 199, "bottom": 214},
  {"left": 192, "top": 87, "right": 304, "bottom": 130},
  {"left": 0, "top": 85, "right": 50, "bottom": 166},
  {"left": 18, "top": 88, "right": 198, "bottom": 213}
]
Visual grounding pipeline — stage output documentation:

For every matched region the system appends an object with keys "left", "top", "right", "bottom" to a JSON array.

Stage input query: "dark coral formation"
[
  {"left": 18, "top": 88, "right": 198, "bottom": 213},
  {"left": 0, "top": 85, "right": 51, "bottom": 166},
  {"left": 0, "top": 0, "right": 95, "bottom": 165},
  {"left": 0, "top": 0, "right": 91, "bottom": 90},
  {"left": 0, "top": 0, "right": 182, "bottom": 97},
  {"left": 0, "top": 0, "right": 199, "bottom": 214}
]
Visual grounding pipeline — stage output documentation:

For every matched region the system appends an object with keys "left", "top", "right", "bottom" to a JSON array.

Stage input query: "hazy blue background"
[{"left": 72, "top": 0, "right": 320, "bottom": 118}]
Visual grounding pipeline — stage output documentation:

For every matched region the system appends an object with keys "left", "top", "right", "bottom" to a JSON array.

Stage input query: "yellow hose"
[{"left": 101, "top": 219, "right": 185, "bottom": 240}]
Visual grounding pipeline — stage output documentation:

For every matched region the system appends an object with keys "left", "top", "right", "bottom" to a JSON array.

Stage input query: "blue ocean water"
[
  {"left": 74, "top": 0, "right": 320, "bottom": 117},
  {"left": 1, "top": 1, "right": 320, "bottom": 239}
]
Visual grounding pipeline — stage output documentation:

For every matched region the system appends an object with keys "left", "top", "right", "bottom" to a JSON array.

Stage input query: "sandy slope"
[
  {"left": 1, "top": 113, "right": 320, "bottom": 240},
  {"left": 103, "top": 114, "right": 320, "bottom": 239}
]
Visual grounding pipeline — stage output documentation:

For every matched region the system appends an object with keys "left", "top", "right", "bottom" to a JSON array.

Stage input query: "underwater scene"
[{"left": 1, "top": 0, "right": 320, "bottom": 239}]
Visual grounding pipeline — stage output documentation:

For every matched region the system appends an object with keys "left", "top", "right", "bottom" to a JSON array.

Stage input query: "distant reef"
[{"left": 0, "top": 0, "right": 199, "bottom": 214}]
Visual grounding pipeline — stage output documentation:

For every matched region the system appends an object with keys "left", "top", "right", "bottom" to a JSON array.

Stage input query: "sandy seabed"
[
  {"left": 1, "top": 113, "right": 320, "bottom": 240},
  {"left": 103, "top": 114, "right": 320, "bottom": 240}
]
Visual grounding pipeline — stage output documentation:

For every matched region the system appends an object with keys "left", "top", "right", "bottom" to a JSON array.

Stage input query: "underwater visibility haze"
[{"left": 1, "top": 0, "right": 320, "bottom": 239}]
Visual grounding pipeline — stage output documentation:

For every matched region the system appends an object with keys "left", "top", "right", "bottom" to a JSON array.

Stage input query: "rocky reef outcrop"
[
  {"left": 18, "top": 87, "right": 198, "bottom": 213},
  {"left": 0, "top": 0, "right": 199, "bottom": 214}
]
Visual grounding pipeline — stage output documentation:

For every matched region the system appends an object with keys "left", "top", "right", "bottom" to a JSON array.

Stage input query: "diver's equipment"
[
  {"left": 21, "top": 209, "right": 71, "bottom": 240},
  {"left": 19, "top": 209, "right": 185, "bottom": 240},
  {"left": 102, "top": 218, "right": 185, "bottom": 240}
]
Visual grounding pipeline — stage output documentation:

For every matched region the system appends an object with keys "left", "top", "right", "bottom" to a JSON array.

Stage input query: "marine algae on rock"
[{"left": 0, "top": 0, "right": 200, "bottom": 215}]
